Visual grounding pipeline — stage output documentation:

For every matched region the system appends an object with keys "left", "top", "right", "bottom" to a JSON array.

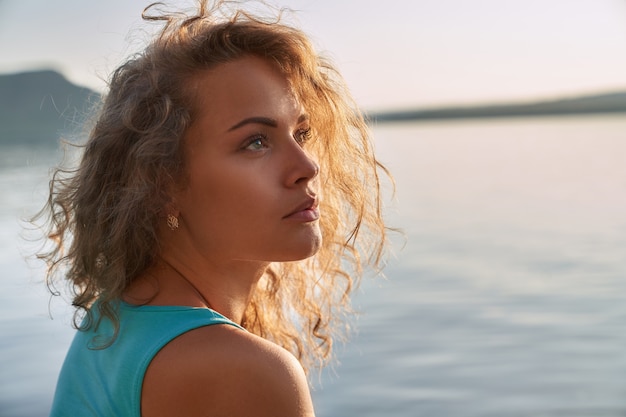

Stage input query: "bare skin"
[{"left": 124, "top": 55, "right": 320, "bottom": 417}]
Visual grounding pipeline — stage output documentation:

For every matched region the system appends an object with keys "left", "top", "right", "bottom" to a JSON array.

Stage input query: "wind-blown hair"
[{"left": 35, "top": 0, "right": 389, "bottom": 372}]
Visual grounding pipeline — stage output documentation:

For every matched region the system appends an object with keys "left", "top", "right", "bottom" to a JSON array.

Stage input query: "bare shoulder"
[{"left": 141, "top": 323, "right": 316, "bottom": 417}]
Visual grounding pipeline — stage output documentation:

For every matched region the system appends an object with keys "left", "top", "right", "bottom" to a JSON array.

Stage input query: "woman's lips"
[{"left": 283, "top": 198, "right": 319, "bottom": 222}]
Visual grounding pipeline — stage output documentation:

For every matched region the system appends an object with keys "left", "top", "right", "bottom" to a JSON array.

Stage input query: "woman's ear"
[
  {"left": 164, "top": 199, "right": 180, "bottom": 218},
  {"left": 162, "top": 178, "right": 185, "bottom": 228},
  {"left": 163, "top": 179, "right": 183, "bottom": 216}
]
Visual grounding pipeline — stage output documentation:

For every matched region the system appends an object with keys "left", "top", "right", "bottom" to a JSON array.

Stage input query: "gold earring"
[{"left": 167, "top": 214, "right": 179, "bottom": 230}]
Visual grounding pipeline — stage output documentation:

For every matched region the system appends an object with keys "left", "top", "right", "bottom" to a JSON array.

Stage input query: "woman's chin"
[{"left": 274, "top": 234, "right": 323, "bottom": 262}]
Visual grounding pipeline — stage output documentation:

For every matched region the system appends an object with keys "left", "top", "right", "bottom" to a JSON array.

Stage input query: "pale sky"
[{"left": 1, "top": 0, "right": 625, "bottom": 110}]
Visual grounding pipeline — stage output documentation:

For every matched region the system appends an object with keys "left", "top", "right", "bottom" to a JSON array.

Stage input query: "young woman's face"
[{"left": 173, "top": 56, "right": 321, "bottom": 264}]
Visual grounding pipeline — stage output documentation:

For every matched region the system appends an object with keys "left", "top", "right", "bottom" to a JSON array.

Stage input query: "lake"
[{"left": 1, "top": 115, "right": 625, "bottom": 416}]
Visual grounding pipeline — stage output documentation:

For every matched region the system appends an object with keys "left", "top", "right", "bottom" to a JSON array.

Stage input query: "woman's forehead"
[{"left": 188, "top": 58, "right": 305, "bottom": 128}]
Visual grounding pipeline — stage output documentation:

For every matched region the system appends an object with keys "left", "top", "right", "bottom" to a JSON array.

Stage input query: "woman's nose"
[{"left": 286, "top": 142, "right": 319, "bottom": 187}]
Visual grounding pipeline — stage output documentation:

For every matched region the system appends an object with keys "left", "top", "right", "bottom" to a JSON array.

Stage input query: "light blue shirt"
[{"left": 50, "top": 301, "right": 243, "bottom": 417}]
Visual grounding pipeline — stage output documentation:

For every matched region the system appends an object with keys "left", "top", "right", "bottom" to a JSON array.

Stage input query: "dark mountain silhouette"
[{"left": 0, "top": 69, "right": 99, "bottom": 146}]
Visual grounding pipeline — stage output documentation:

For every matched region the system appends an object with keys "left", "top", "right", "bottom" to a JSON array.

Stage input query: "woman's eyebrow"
[
  {"left": 227, "top": 114, "right": 309, "bottom": 132},
  {"left": 228, "top": 117, "right": 277, "bottom": 131}
]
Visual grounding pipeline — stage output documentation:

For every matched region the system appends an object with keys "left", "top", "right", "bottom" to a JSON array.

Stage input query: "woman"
[{"left": 37, "top": 1, "right": 389, "bottom": 416}]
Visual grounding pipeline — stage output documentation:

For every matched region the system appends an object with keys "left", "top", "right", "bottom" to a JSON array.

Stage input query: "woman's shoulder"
[{"left": 141, "top": 323, "right": 316, "bottom": 417}]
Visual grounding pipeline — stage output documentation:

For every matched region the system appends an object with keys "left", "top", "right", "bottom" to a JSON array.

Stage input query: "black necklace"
[{"left": 160, "top": 257, "right": 214, "bottom": 310}]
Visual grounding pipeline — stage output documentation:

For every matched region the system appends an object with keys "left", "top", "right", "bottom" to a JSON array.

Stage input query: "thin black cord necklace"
[{"left": 160, "top": 257, "right": 214, "bottom": 311}]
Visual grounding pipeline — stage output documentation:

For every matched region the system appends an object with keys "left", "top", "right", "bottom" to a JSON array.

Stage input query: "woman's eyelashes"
[
  {"left": 241, "top": 127, "right": 312, "bottom": 152},
  {"left": 294, "top": 127, "right": 312, "bottom": 146}
]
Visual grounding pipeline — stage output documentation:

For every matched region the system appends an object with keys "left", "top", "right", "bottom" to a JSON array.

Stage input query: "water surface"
[{"left": 2, "top": 115, "right": 625, "bottom": 416}]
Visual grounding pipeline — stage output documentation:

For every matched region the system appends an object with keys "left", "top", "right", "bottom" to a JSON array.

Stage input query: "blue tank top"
[{"left": 49, "top": 301, "right": 244, "bottom": 417}]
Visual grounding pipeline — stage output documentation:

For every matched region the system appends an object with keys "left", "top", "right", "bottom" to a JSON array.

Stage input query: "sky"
[{"left": 1, "top": 0, "right": 625, "bottom": 111}]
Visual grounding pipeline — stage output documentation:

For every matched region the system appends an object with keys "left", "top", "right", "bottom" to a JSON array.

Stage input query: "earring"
[{"left": 167, "top": 214, "right": 179, "bottom": 230}]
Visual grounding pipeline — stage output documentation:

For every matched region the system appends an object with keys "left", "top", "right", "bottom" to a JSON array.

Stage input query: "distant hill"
[
  {"left": 370, "top": 91, "right": 626, "bottom": 123},
  {"left": 0, "top": 70, "right": 99, "bottom": 146}
]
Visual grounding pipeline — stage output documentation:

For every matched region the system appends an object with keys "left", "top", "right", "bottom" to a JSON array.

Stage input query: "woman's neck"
[{"left": 123, "top": 255, "right": 268, "bottom": 325}]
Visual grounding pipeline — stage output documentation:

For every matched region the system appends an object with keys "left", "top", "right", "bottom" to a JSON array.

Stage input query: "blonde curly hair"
[{"left": 35, "top": 0, "right": 390, "bottom": 373}]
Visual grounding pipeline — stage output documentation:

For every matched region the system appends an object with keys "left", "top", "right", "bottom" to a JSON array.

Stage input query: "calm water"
[{"left": 1, "top": 115, "right": 625, "bottom": 416}]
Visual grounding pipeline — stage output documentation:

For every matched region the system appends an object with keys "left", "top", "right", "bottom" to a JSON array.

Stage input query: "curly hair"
[{"left": 34, "top": 0, "right": 390, "bottom": 372}]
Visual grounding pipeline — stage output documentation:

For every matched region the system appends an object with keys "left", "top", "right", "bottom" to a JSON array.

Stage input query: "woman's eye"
[
  {"left": 295, "top": 128, "right": 312, "bottom": 145},
  {"left": 244, "top": 135, "right": 268, "bottom": 151}
]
